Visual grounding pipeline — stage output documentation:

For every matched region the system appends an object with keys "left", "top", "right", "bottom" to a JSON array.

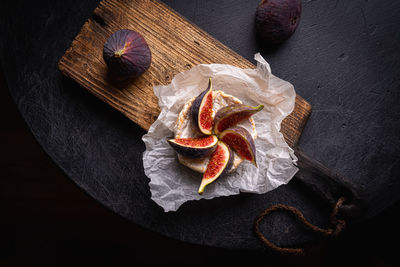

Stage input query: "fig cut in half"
[
  {"left": 219, "top": 126, "right": 257, "bottom": 167},
  {"left": 213, "top": 104, "right": 264, "bottom": 135},
  {"left": 191, "top": 78, "right": 213, "bottom": 135},
  {"left": 198, "top": 141, "right": 233, "bottom": 194},
  {"left": 168, "top": 135, "right": 218, "bottom": 159}
]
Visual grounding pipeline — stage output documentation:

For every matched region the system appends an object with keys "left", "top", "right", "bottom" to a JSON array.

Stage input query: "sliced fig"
[
  {"left": 219, "top": 126, "right": 257, "bottom": 167},
  {"left": 213, "top": 104, "right": 264, "bottom": 135},
  {"left": 190, "top": 78, "right": 213, "bottom": 135},
  {"left": 168, "top": 135, "right": 218, "bottom": 159},
  {"left": 198, "top": 141, "right": 233, "bottom": 194}
]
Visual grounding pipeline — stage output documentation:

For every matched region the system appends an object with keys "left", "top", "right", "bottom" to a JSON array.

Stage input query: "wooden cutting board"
[{"left": 58, "top": 0, "right": 311, "bottom": 148}]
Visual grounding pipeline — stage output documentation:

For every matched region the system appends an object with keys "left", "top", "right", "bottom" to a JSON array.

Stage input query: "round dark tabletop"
[{"left": 1, "top": 0, "right": 399, "bottom": 250}]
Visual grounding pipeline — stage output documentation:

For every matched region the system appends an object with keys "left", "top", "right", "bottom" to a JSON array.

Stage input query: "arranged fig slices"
[
  {"left": 168, "top": 135, "right": 218, "bottom": 159},
  {"left": 170, "top": 80, "right": 266, "bottom": 194},
  {"left": 198, "top": 141, "right": 233, "bottom": 194},
  {"left": 191, "top": 78, "right": 213, "bottom": 135},
  {"left": 213, "top": 104, "right": 264, "bottom": 135},
  {"left": 219, "top": 126, "right": 257, "bottom": 167}
]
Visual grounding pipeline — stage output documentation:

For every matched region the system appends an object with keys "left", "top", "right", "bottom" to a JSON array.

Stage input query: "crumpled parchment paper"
[{"left": 142, "top": 53, "right": 298, "bottom": 212}]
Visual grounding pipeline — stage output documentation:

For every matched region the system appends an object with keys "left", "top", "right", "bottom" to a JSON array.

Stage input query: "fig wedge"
[
  {"left": 213, "top": 104, "right": 264, "bottom": 135},
  {"left": 168, "top": 135, "right": 218, "bottom": 159},
  {"left": 198, "top": 141, "right": 233, "bottom": 194},
  {"left": 219, "top": 126, "right": 257, "bottom": 167},
  {"left": 191, "top": 78, "right": 213, "bottom": 135}
]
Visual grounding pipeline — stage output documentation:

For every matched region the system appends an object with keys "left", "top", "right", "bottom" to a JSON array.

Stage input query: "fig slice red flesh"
[
  {"left": 213, "top": 104, "right": 264, "bottom": 135},
  {"left": 198, "top": 141, "right": 233, "bottom": 194},
  {"left": 168, "top": 135, "right": 218, "bottom": 159},
  {"left": 219, "top": 126, "right": 257, "bottom": 167},
  {"left": 191, "top": 78, "right": 213, "bottom": 135}
]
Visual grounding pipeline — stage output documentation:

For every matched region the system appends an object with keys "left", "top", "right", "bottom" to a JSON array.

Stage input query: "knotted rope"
[{"left": 254, "top": 197, "right": 346, "bottom": 256}]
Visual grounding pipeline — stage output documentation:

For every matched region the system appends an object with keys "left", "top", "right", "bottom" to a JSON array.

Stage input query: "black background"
[{"left": 1, "top": 0, "right": 400, "bottom": 265}]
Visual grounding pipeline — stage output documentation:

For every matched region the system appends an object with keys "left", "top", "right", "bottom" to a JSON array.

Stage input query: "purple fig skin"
[
  {"left": 213, "top": 104, "right": 264, "bottom": 135},
  {"left": 255, "top": 0, "right": 302, "bottom": 45},
  {"left": 168, "top": 136, "right": 218, "bottom": 159},
  {"left": 103, "top": 29, "right": 152, "bottom": 76},
  {"left": 190, "top": 78, "right": 213, "bottom": 135},
  {"left": 219, "top": 126, "right": 257, "bottom": 167},
  {"left": 221, "top": 145, "right": 234, "bottom": 175},
  {"left": 198, "top": 141, "right": 234, "bottom": 194}
]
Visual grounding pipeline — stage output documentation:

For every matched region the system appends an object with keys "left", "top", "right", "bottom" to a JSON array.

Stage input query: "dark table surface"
[
  {"left": 3, "top": 66, "right": 400, "bottom": 266},
  {"left": 1, "top": 0, "right": 400, "bottom": 251}
]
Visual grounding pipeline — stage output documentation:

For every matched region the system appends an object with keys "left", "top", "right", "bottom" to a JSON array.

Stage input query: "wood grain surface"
[{"left": 58, "top": 0, "right": 311, "bottom": 148}]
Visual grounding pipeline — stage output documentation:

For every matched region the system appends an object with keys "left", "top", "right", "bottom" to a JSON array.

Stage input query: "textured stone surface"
[{"left": 1, "top": 0, "right": 399, "bottom": 249}]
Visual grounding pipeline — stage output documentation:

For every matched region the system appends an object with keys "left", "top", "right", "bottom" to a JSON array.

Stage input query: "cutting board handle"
[{"left": 294, "top": 148, "right": 366, "bottom": 220}]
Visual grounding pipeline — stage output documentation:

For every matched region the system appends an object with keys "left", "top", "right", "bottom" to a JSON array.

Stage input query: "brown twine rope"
[{"left": 254, "top": 197, "right": 346, "bottom": 256}]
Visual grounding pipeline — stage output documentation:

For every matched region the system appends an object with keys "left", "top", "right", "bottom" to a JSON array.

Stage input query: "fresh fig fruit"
[
  {"left": 103, "top": 29, "right": 151, "bottom": 76},
  {"left": 219, "top": 126, "right": 257, "bottom": 167},
  {"left": 198, "top": 141, "right": 234, "bottom": 194},
  {"left": 190, "top": 78, "right": 213, "bottom": 135},
  {"left": 213, "top": 104, "right": 264, "bottom": 135},
  {"left": 255, "top": 0, "right": 302, "bottom": 45},
  {"left": 168, "top": 135, "right": 218, "bottom": 159}
]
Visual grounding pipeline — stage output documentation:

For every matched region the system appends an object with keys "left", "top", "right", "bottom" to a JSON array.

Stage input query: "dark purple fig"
[
  {"left": 190, "top": 78, "right": 213, "bottom": 135},
  {"left": 213, "top": 104, "right": 264, "bottom": 135},
  {"left": 198, "top": 141, "right": 234, "bottom": 194},
  {"left": 168, "top": 135, "right": 218, "bottom": 159},
  {"left": 255, "top": 0, "right": 302, "bottom": 45},
  {"left": 219, "top": 126, "right": 257, "bottom": 167},
  {"left": 103, "top": 29, "right": 151, "bottom": 77}
]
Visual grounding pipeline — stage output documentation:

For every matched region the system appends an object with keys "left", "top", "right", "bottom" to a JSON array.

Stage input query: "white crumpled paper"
[{"left": 142, "top": 53, "right": 298, "bottom": 212}]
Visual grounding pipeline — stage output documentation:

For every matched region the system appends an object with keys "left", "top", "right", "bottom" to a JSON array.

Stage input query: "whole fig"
[
  {"left": 255, "top": 0, "right": 302, "bottom": 45},
  {"left": 103, "top": 29, "right": 151, "bottom": 77}
]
